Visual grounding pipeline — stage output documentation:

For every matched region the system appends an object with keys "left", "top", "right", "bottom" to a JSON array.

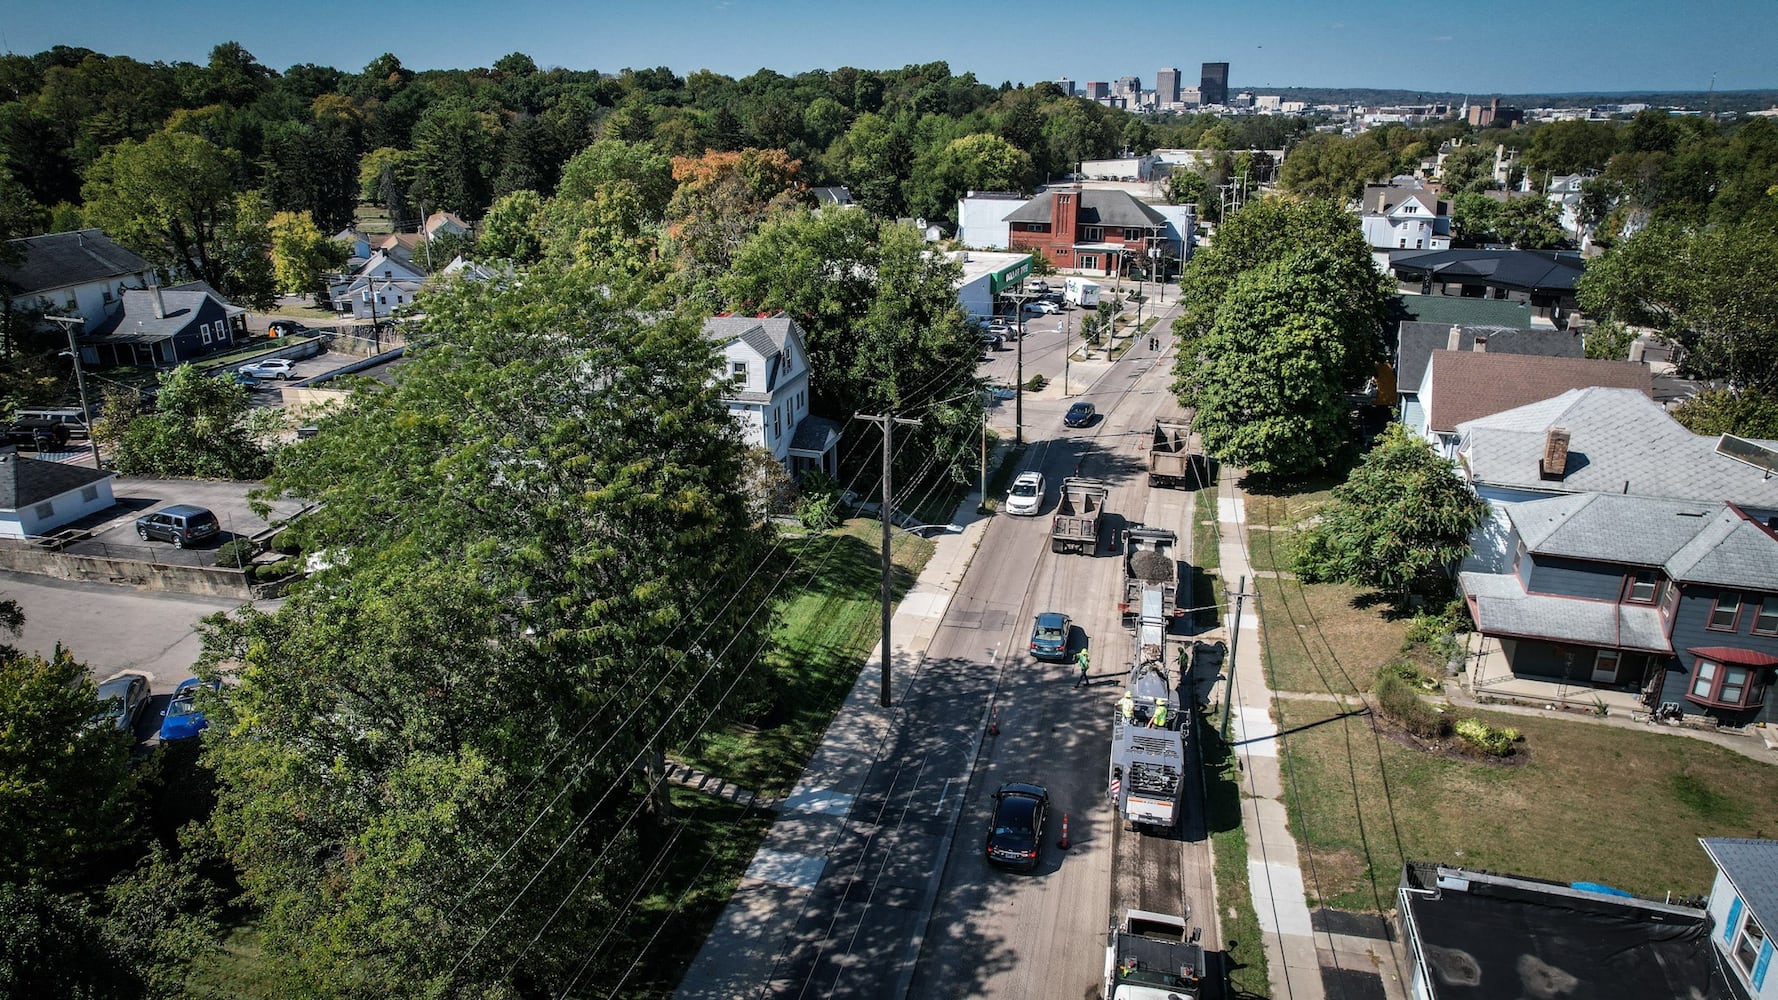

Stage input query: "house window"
[
  {"left": 80, "top": 485, "right": 99, "bottom": 502},
  {"left": 1754, "top": 595, "right": 1778, "bottom": 636},
  {"left": 1082, "top": 226, "right": 1103, "bottom": 241},
  {"left": 102, "top": 288, "right": 114, "bottom": 304},
  {"left": 1078, "top": 255, "right": 1099, "bottom": 270},
  {"left": 1709, "top": 592, "right": 1743, "bottom": 631},
  {"left": 201, "top": 324, "right": 213, "bottom": 345},
  {"left": 1123, "top": 228, "right": 1143, "bottom": 241},
  {"left": 1415, "top": 240, "right": 1424, "bottom": 249},
  {"left": 1732, "top": 908, "right": 1766, "bottom": 978},
  {"left": 33, "top": 502, "right": 53, "bottom": 519},
  {"left": 1399, "top": 238, "right": 1407, "bottom": 248},
  {"left": 1624, "top": 569, "right": 1659, "bottom": 604},
  {"left": 1687, "top": 657, "right": 1765, "bottom": 710},
  {"left": 731, "top": 362, "right": 747, "bottom": 385},
  {"left": 773, "top": 406, "right": 781, "bottom": 439}
]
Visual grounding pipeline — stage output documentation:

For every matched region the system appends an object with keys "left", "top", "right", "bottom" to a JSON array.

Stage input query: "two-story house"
[
  {"left": 1411, "top": 351, "right": 1650, "bottom": 458},
  {"left": 1, "top": 229, "right": 152, "bottom": 329},
  {"left": 703, "top": 315, "right": 839, "bottom": 478},
  {"left": 1460, "top": 492, "right": 1778, "bottom": 726},
  {"left": 1392, "top": 321, "right": 1583, "bottom": 430},
  {"left": 328, "top": 248, "right": 429, "bottom": 321},
  {"left": 1002, "top": 186, "right": 1176, "bottom": 276},
  {"left": 1701, "top": 838, "right": 1778, "bottom": 1000},
  {"left": 1360, "top": 180, "right": 1451, "bottom": 270}
]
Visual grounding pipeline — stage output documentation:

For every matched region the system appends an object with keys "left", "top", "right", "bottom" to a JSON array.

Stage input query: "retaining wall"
[{"left": 0, "top": 545, "right": 255, "bottom": 600}]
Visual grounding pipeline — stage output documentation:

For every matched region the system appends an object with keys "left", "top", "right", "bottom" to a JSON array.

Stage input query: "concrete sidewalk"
[{"left": 675, "top": 488, "right": 991, "bottom": 999}]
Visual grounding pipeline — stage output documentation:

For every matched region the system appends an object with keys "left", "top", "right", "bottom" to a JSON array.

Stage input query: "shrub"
[
  {"left": 271, "top": 532, "right": 303, "bottom": 556},
  {"left": 795, "top": 470, "right": 843, "bottom": 532},
  {"left": 255, "top": 559, "right": 298, "bottom": 582},
  {"left": 1373, "top": 672, "right": 1450, "bottom": 739},
  {"left": 212, "top": 538, "right": 258, "bottom": 569},
  {"left": 1024, "top": 374, "right": 1047, "bottom": 392},
  {"left": 1455, "top": 717, "right": 1516, "bottom": 756}
]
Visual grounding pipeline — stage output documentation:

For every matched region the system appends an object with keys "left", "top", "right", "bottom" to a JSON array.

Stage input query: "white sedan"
[
  {"left": 1026, "top": 300, "right": 1062, "bottom": 314},
  {"left": 238, "top": 358, "right": 296, "bottom": 380}
]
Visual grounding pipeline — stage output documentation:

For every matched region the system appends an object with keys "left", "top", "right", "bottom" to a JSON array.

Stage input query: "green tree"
[
  {"left": 1671, "top": 387, "right": 1778, "bottom": 440},
  {"left": 477, "top": 188, "right": 547, "bottom": 264},
  {"left": 1172, "top": 197, "right": 1391, "bottom": 388},
  {"left": 1292, "top": 424, "right": 1488, "bottom": 603},
  {"left": 268, "top": 210, "right": 346, "bottom": 300},
  {"left": 906, "top": 132, "right": 1034, "bottom": 222},
  {"left": 0, "top": 645, "right": 134, "bottom": 884},
  {"left": 722, "top": 209, "right": 983, "bottom": 480},
  {"left": 1450, "top": 191, "right": 1501, "bottom": 245},
  {"left": 1493, "top": 196, "right": 1566, "bottom": 249},
  {"left": 1184, "top": 253, "right": 1362, "bottom": 477},
  {"left": 409, "top": 99, "right": 500, "bottom": 219},
  {"left": 1522, "top": 119, "right": 1619, "bottom": 178},
  {"left": 1166, "top": 167, "right": 1207, "bottom": 209},
  {"left": 198, "top": 263, "right": 778, "bottom": 996},
  {"left": 100, "top": 364, "right": 271, "bottom": 479},
  {"left": 1582, "top": 320, "right": 1638, "bottom": 361},
  {"left": 665, "top": 148, "right": 808, "bottom": 303},
  {"left": 80, "top": 130, "right": 240, "bottom": 287},
  {"left": 358, "top": 146, "right": 416, "bottom": 225},
  {"left": 555, "top": 138, "right": 675, "bottom": 216},
  {"left": 1439, "top": 142, "right": 1495, "bottom": 194},
  {"left": 1577, "top": 220, "right": 1778, "bottom": 393}
]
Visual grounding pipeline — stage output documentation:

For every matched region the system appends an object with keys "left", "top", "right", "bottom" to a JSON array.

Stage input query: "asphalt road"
[{"left": 757, "top": 290, "right": 1216, "bottom": 999}]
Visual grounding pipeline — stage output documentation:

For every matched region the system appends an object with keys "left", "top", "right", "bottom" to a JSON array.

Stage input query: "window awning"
[{"left": 1688, "top": 646, "right": 1778, "bottom": 668}]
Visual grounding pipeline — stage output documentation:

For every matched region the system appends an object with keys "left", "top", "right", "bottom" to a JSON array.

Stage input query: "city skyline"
[{"left": 5, "top": 0, "right": 1775, "bottom": 95}]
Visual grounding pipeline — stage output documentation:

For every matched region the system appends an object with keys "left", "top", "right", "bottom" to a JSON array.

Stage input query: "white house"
[
  {"left": 956, "top": 191, "right": 1026, "bottom": 249},
  {"left": 423, "top": 211, "right": 471, "bottom": 239},
  {"left": 1359, "top": 180, "right": 1451, "bottom": 270},
  {"left": 1, "top": 229, "right": 152, "bottom": 329},
  {"left": 1701, "top": 838, "right": 1778, "bottom": 999},
  {"left": 0, "top": 449, "right": 116, "bottom": 540},
  {"left": 703, "top": 314, "right": 839, "bottom": 478},
  {"left": 328, "top": 249, "right": 429, "bottom": 321}
]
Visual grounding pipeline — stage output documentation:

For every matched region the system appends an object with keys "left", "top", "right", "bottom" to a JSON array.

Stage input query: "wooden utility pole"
[{"left": 852, "top": 411, "right": 921, "bottom": 706}]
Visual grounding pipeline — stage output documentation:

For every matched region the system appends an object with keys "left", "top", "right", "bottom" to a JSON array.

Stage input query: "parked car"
[
  {"left": 135, "top": 504, "right": 220, "bottom": 548},
  {"left": 1064, "top": 402, "right": 1097, "bottom": 427},
  {"left": 1028, "top": 300, "right": 1061, "bottom": 315},
  {"left": 1005, "top": 471, "right": 1045, "bottom": 516},
  {"left": 267, "top": 320, "right": 306, "bottom": 337},
  {"left": 13, "top": 407, "right": 92, "bottom": 438},
  {"left": 984, "top": 782, "right": 1049, "bottom": 871},
  {"left": 978, "top": 332, "right": 1005, "bottom": 351},
  {"left": 91, "top": 672, "right": 151, "bottom": 735},
  {"left": 158, "top": 678, "right": 220, "bottom": 741},
  {"left": 231, "top": 371, "right": 262, "bottom": 388},
  {"left": 1029, "top": 612, "right": 1072, "bottom": 661},
  {"left": 4, "top": 419, "right": 70, "bottom": 450},
  {"left": 238, "top": 358, "right": 296, "bottom": 380}
]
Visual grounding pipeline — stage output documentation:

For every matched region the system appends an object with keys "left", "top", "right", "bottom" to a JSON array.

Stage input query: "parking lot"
[{"left": 56, "top": 477, "right": 310, "bottom": 566}]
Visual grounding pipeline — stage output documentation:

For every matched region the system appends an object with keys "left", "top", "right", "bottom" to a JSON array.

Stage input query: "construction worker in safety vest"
[
  {"left": 1118, "top": 689, "right": 1135, "bottom": 721},
  {"left": 1150, "top": 697, "right": 1169, "bottom": 728},
  {"left": 1074, "top": 647, "right": 1091, "bottom": 688}
]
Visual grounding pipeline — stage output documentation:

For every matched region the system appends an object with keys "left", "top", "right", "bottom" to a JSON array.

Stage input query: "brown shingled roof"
[{"left": 1424, "top": 351, "right": 1651, "bottom": 433}]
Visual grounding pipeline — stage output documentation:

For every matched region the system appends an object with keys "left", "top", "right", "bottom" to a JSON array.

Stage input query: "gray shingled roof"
[
  {"left": 1458, "top": 388, "right": 1778, "bottom": 510},
  {"left": 704, "top": 315, "right": 806, "bottom": 402},
  {"left": 86, "top": 287, "right": 221, "bottom": 345},
  {"left": 1389, "top": 248, "right": 1586, "bottom": 293},
  {"left": 1001, "top": 189, "right": 1168, "bottom": 229},
  {"left": 1, "top": 229, "right": 149, "bottom": 296},
  {"left": 0, "top": 450, "right": 113, "bottom": 511},
  {"left": 1700, "top": 838, "right": 1778, "bottom": 939},
  {"left": 1506, "top": 492, "right": 1778, "bottom": 589},
  {"left": 1396, "top": 322, "right": 1583, "bottom": 392},
  {"left": 788, "top": 415, "right": 841, "bottom": 455},
  {"left": 1461, "top": 570, "right": 1671, "bottom": 650}
]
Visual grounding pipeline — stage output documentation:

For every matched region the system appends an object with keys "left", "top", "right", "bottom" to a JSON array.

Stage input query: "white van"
[{"left": 12, "top": 407, "right": 92, "bottom": 438}]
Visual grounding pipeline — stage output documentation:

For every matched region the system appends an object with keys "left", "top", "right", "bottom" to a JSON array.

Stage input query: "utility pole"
[
  {"left": 852, "top": 411, "right": 921, "bottom": 707},
  {"left": 43, "top": 315, "right": 102, "bottom": 470},
  {"left": 1220, "top": 575, "right": 1257, "bottom": 743},
  {"left": 1062, "top": 315, "right": 1071, "bottom": 397},
  {"left": 1006, "top": 283, "right": 1039, "bottom": 446}
]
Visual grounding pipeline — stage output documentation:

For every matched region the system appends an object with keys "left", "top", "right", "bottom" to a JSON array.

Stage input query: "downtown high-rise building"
[
  {"left": 1056, "top": 77, "right": 1075, "bottom": 97},
  {"left": 1200, "top": 62, "right": 1229, "bottom": 106},
  {"left": 1086, "top": 81, "right": 1110, "bottom": 101},
  {"left": 1156, "top": 67, "right": 1181, "bottom": 105},
  {"left": 1116, "top": 75, "right": 1142, "bottom": 101}
]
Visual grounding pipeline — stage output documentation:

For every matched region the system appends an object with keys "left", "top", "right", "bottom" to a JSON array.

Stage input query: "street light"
[{"left": 42, "top": 315, "right": 103, "bottom": 470}]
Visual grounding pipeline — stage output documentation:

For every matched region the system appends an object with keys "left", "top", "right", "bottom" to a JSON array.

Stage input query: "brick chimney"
[
  {"left": 1446, "top": 324, "right": 1463, "bottom": 350},
  {"left": 1377, "top": 191, "right": 1387, "bottom": 213},
  {"left": 1540, "top": 427, "right": 1571, "bottom": 480},
  {"left": 1052, "top": 188, "right": 1080, "bottom": 258}
]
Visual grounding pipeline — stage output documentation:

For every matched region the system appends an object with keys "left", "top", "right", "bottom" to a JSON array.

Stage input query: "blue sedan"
[
  {"left": 1064, "top": 402, "right": 1097, "bottom": 427},
  {"left": 1029, "top": 612, "right": 1072, "bottom": 661},
  {"left": 159, "top": 678, "right": 220, "bottom": 741}
]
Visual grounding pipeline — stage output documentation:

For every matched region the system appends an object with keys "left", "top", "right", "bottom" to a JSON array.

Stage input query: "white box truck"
[{"left": 1065, "top": 277, "right": 1101, "bottom": 309}]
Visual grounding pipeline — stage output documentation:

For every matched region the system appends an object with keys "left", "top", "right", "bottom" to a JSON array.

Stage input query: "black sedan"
[
  {"left": 984, "top": 782, "right": 1049, "bottom": 871},
  {"left": 1063, "top": 402, "right": 1096, "bottom": 427}
]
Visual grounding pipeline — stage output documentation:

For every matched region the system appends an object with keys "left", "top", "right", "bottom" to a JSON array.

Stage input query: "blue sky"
[{"left": 6, "top": 0, "right": 1774, "bottom": 94}]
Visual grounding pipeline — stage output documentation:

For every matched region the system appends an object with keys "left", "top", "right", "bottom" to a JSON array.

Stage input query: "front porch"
[{"left": 1461, "top": 632, "right": 1647, "bottom": 716}]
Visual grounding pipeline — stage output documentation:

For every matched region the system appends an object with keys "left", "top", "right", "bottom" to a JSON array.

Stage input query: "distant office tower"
[
  {"left": 1086, "top": 81, "right": 1110, "bottom": 101},
  {"left": 1056, "top": 77, "right": 1075, "bottom": 97},
  {"left": 1156, "top": 67, "right": 1181, "bottom": 105},
  {"left": 1116, "top": 75, "right": 1141, "bottom": 101},
  {"left": 1200, "top": 62, "right": 1229, "bottom": 106}
]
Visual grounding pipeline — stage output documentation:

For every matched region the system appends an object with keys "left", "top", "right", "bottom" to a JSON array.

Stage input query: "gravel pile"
[{"left": 1129, "top": 549, "right": 1174, "bottom": 583}]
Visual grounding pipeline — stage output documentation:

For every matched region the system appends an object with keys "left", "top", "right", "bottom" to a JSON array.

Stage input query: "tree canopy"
[{"left": 1292, "top": 423, "right": 1489, "bottom": 602}]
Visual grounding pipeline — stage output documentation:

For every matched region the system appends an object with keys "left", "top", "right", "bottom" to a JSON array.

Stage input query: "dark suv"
[
  {"left": 5, "top": 420, "right": 70, "bottom": 450},
  {"left": 134, "top": 505, "right": 220, "bottom": 548}
]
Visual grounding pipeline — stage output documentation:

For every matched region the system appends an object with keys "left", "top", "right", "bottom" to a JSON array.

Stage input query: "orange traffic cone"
[{"left": 1058, "top": 813, "right": 1071, "bottom": 849}]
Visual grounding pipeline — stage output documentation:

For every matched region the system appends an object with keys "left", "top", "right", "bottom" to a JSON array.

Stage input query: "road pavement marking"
[
  {"left": 780, "top": 787, "right": 854, "bottom": 817},
  {"left": 744, "top": 848, "right": 827, "bottom": 889},
  {"left": 933, "top": 777, "right": 954, "bottom": 816}
]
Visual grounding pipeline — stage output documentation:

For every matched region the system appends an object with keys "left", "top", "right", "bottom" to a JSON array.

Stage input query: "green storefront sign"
[{"left": 987, "top": 256, "right": 1034, "bottom": 296}]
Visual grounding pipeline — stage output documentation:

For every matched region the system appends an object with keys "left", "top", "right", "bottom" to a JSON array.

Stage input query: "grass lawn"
[
  {"left": 1274, "top": 696, "right": 1778, "bottom": 911},
  {"left": 1255, "top": 576, "right": 1410, "bottom": 697},
  {"left": 1202, "top": 719, "right": 1271, "bottom": 997},
  {"left": 186, "top": 921, "right": 282, "bottom": 999},
  {"left": 682, "top": 518, "right": 935, "bottom": 795}
]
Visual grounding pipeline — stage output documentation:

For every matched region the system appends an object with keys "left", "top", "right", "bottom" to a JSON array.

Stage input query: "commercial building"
[
  {"left": 1085, "top": 81, "right": 1110, "bottom": 101},
  {"left": 1156, "top": 67, "right": 1181, "bottom": 105},
  {"left": 1199, "top": 62, "right": 1229, "bottom": 106}
]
